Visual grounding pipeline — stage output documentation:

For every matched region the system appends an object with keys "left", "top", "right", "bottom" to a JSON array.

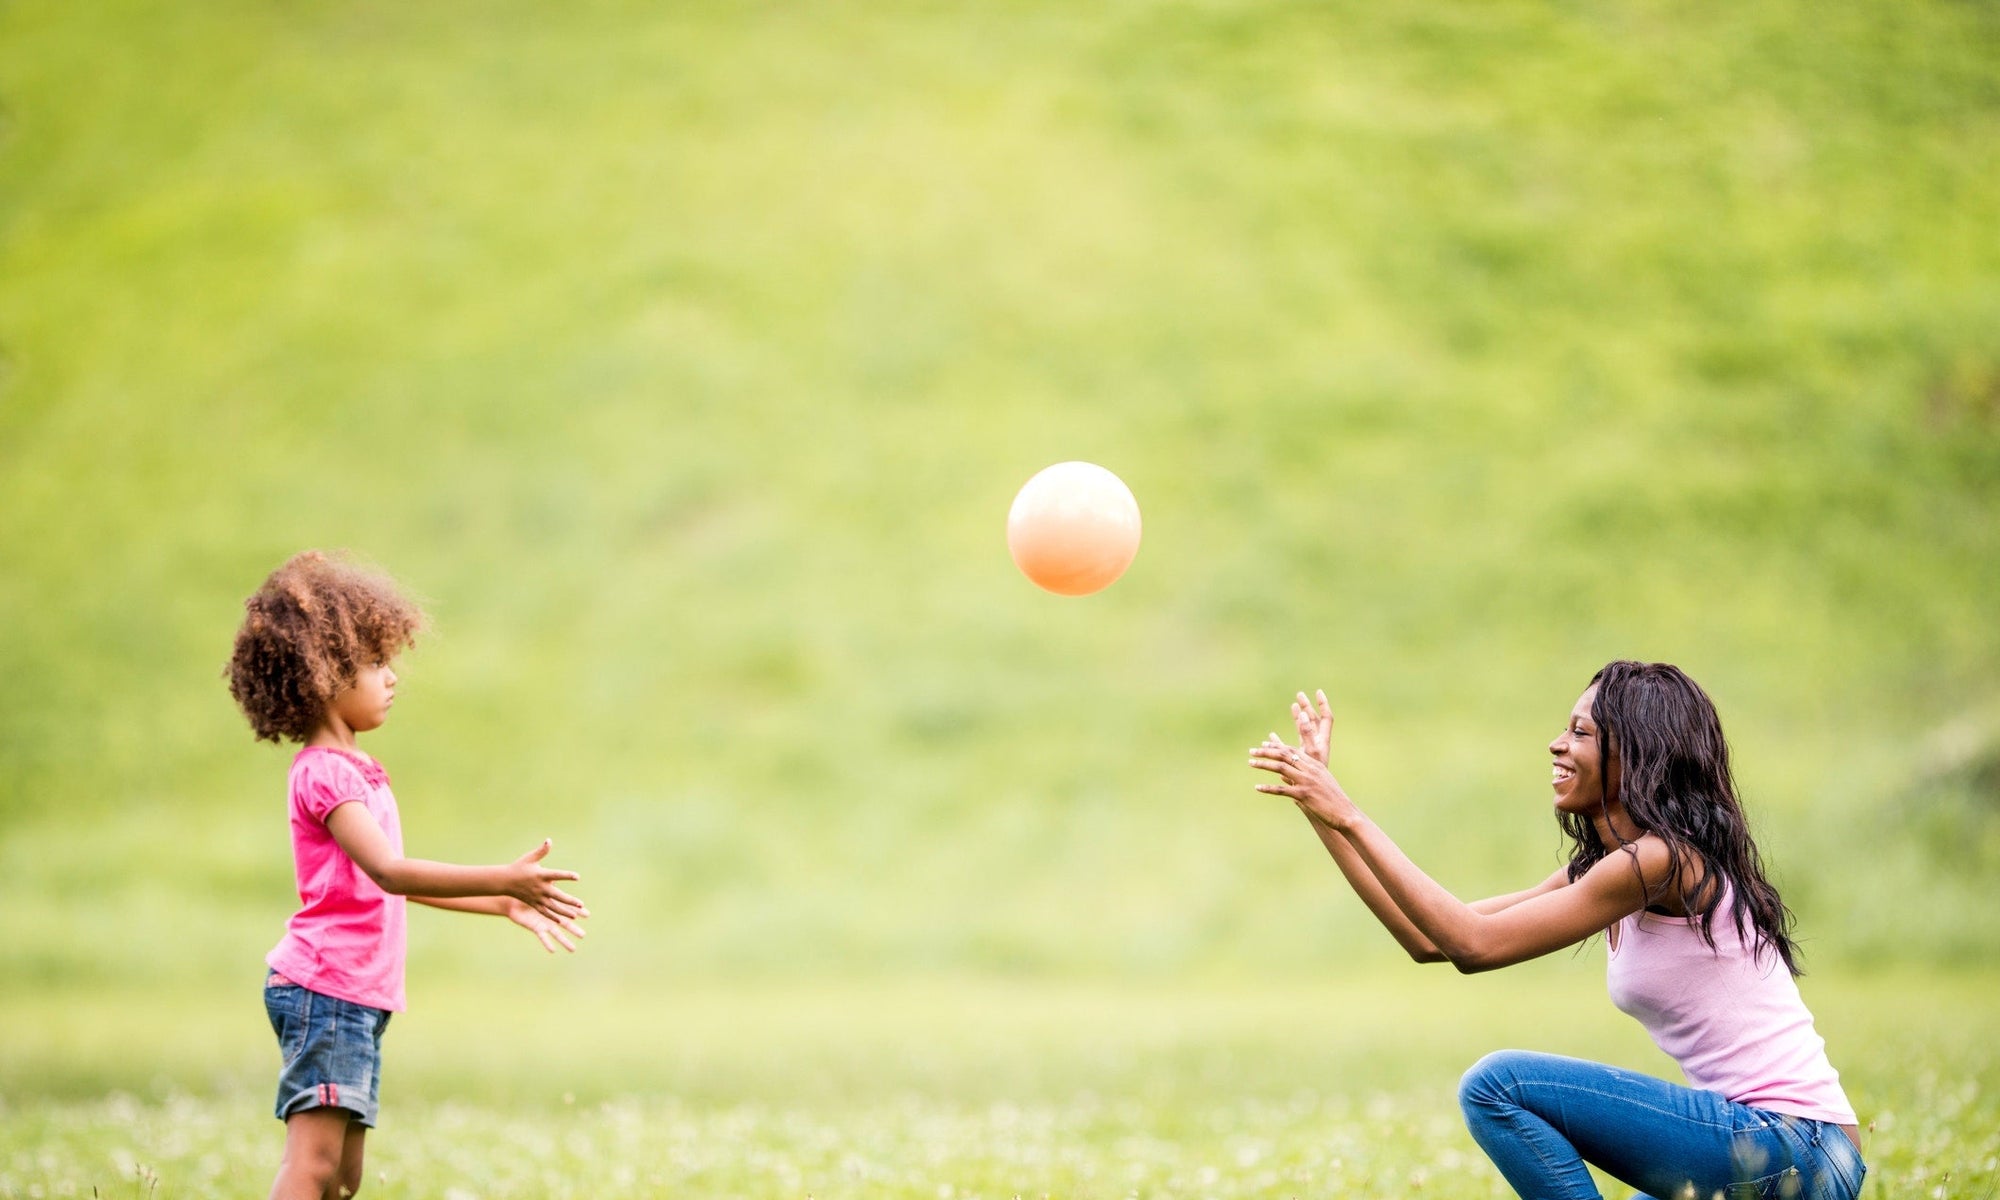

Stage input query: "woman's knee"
[{"left": 1459, "top": 1048, "right": 1564, "bottom": 1113}]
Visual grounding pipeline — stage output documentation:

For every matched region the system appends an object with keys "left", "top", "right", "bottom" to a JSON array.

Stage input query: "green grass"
[
  {"left": 2, "top": 0, "right": 1998, "bottom": 1192},
  {"left": 5, "top": 970, "right": 1998, "bottom": 1198}
]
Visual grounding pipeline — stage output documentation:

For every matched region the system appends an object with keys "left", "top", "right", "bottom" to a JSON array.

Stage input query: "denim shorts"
[{"left": 264, "top": 971, "right": 391, "bottom": 1127}]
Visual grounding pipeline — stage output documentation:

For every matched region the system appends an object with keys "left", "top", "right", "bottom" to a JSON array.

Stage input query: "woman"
[{"left": 1249, "top": 661, "right": 1864, "bottom": 1200}]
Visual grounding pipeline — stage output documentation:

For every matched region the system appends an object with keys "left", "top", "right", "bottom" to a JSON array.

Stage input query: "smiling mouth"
[{"left": 1551, "top": 764, "right": 1575, "bottom": 785}]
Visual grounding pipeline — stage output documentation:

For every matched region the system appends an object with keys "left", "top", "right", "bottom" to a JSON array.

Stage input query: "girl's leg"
[
  {"left": 269, "top": 1109, "right": 351, "bottom": 1200},
  {"left": 328, "top": 1123, "right": 367, "bottom": 1200},
  {"left": 1458, "top": 1050, "right": 1793, "bottom": 1200}
]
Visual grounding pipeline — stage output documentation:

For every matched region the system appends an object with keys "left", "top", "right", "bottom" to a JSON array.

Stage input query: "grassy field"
[
  {"left": 3, "top": 0, "right": 1998, "bottom": 1194},
  {"left": 5, "top": 969, "right": 1998, "bottom": 1198}
]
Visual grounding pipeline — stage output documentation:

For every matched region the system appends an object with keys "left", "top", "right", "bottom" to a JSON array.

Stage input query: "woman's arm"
[
  {"left": 1254, "top": 735, "right": 1661, "bottom": 972},
  {"left": 1333, "top": 812, "right": 1658, "bottom": 972},
  {"left": 1277, "top": 692, "right": 1568, "bottom": 962},
  {"left": 1300, "top": 813, "right": 1569, "bottom": 962},
  {"left": 1299, "top": 810, "right": 1448, "bottom": 962},
  {"left": 325, "top": 805, "right": 587, "bottom": 924}
]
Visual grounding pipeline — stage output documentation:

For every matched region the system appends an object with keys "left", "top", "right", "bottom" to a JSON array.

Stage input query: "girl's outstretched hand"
[
  {"left": 504, "top": 897, "right": 588, "bottom": 953},
  {"left": 1292, "top": 689, "right": 1333, "bottom": 764},
  {"left": 1251, "top": 726, "right": 1360, "bottom": 831},
  {"left": 505, "top": 838, "right": 590, "bottom": 924}
]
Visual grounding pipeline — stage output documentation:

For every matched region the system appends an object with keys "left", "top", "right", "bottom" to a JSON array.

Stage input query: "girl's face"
[
  {"left": 330, "top": 662, "right": 398, "bottom": 734},
  {"left": 1548, "top": 685, "right": 1612, "bottom": 815}
]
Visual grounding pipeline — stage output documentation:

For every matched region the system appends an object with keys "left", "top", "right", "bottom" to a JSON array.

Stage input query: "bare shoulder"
[
  {"left": 1624, "top": 833, "right": 1711, "bottom": 911},
  {"left": 1624, "top": 833, "right": 1678, "bottom": 876},
  {"left": 1578, "top": 836, "right": 1677, "bottom": 906}
]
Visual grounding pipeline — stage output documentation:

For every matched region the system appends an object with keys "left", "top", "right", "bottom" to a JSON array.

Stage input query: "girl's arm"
[
  {"left": 325, "top": 805, "right": 587, "bottom": 924},
  {"left": 411, "top": 894, "right": 587, "bottom": 953},
  {"left": 1253, "top": 736, "right": 1662, "bottom": 973},
  {"left": 410, "top": 895, "right": 508, "bottom": 915},
  {"left": 1279, "top": 692, "right": 1568, "bottom": 963}
]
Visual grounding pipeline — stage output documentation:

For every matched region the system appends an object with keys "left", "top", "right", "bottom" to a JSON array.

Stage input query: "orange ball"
[{"left": 1006, "top": 462, "right": 1142, "bottom": 596}]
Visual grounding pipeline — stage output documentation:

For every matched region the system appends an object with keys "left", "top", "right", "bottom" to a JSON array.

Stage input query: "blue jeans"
[{"left": 1460, "top": 1051, "right": 1866, "bottom": 1200}]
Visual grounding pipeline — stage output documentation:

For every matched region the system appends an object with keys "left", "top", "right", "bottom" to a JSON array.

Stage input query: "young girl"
[
  {"left": 227, "top": 551, "right": 591, "bottom": 1200},
  {"left": 1249, "top": 662, "right": 1864, "bottom": 1200}
]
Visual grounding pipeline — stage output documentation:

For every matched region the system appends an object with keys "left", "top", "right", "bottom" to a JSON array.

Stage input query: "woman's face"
[{"left": 1549, "top": 685, "right": 1612, "bottom": 814}]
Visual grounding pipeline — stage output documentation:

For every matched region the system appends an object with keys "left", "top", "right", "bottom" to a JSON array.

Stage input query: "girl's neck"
[{"left": 306, "top": 717, "right": 359, "bottom": 752}]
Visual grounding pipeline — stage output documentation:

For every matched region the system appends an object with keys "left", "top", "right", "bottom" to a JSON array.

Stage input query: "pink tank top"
[
  {"left": 1606, "top": 889, "right": 1854, "bottom": 1124},
  {"left": 266, "top": 746, "right": 407, "bottom": 1012}
]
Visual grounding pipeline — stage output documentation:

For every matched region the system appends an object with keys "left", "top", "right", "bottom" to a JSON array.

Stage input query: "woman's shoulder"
[
  {"left": 1625, "top": 832, "right": 1718, "bottom": 916},
  {"left": 1615, "top": 832, "right": 1679, "bottom": 875},
  {"left": 1579, "top": 835, "right": 1682, "bottom": 912}
]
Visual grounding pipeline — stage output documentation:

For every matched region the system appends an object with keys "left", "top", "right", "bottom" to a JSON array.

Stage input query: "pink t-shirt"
[
  {"left": 1607, "top": 890, "right": 1855, "bottom": 1124},
  {"left": 266, "top": 746, "right": 407, "bottom": 1012}
]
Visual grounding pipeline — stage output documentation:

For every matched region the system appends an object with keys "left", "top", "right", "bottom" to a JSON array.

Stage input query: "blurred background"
[{"left": 3, "top": 0, "right": 1997, "bottom": 1125}]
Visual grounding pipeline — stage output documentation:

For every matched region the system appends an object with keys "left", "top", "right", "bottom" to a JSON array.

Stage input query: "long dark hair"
[{"left": 1558, "top": 661, "right": 1802, "bottom": 975}]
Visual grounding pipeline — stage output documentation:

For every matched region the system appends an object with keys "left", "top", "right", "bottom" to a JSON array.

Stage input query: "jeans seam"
[
  {"left": 328, "top": 995, "right": 344, "bottom": 1104},
  {"left": 1488, "top": 1076, "right": 1745, "bottom": 1135},
  {"left": 1818, "top": 1129, "right": 1863, "bottom": 1199},
  {"left": 293, "top": 988, "right": 314, "bottom": 1062},
  {"left": 1470, "top": 1088, "right": 1594, "bottom": 1199},
  {"left": 1517, "top": 1105, "right": 1582, "bottom": 1196}
]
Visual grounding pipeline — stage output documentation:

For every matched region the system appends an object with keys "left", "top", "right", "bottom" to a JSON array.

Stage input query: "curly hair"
[
  {"left": 1558, "top": 660, "right": 1802, "bottom": 976},
  {"left": 225, "top": 551, "right": 426, "bottom": 743}
]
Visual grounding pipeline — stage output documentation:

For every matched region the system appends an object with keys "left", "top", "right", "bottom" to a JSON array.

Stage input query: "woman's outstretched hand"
[
  {"left": 1252, "top": 690, "right": 1360, "bottom": 830},
  {"left": 1293, "top": 689, "right": 1332, "bottom": 763}
]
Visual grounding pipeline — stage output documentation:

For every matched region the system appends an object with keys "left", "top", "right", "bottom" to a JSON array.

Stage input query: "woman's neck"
[{"left": 1591, "top": 800, "right": 1643, "bottom": 850}]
